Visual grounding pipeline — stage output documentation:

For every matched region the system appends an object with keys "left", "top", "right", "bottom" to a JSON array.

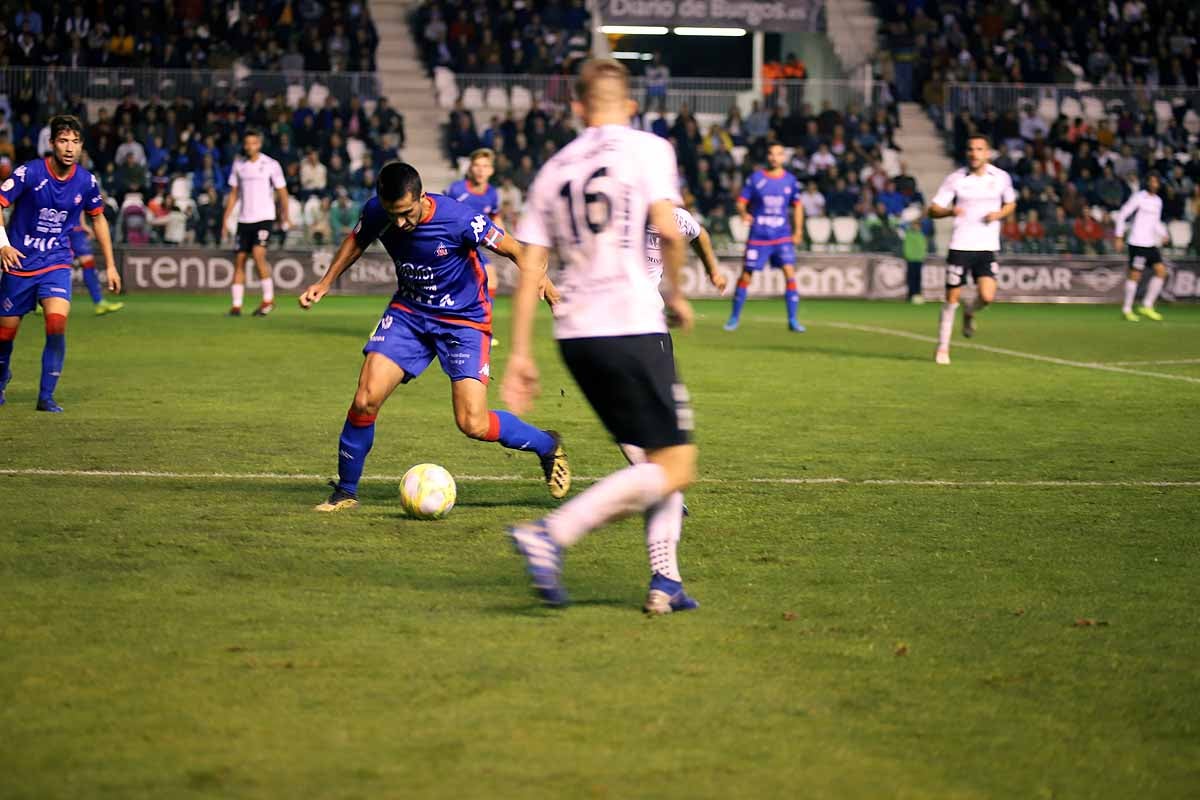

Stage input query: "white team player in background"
[
  {"left": 1113, "top": 172, "right": 1169, "bottom": 322},
  {"left": 221, "top": 129, "right": 289, "bottom": 316},
  {"left": 928, "top": 134, "right": 1016, "bottom": 365},
  {"left": 503, "top": 58, "right": 700, "bottom": 614}
]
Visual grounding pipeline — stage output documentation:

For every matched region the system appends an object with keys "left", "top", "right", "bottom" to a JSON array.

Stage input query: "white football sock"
[
  {"left": 619, "top": 442, "right": 646, "bottom": 465},
  {"left": 545, "top": 463, "right": 668, "bottom": 548},
  {"left": 1122, "top": 279, "right": 1137, "bottom": 313},
  {"left": 231, "top": 282, "right": 245, "bottom": 309},
  {"left": 1143, "top": 275, "right": 1164, "bottom": 309},
  {"left": 261, "top": 278, "right": 275, "bottom": 304},
  {"left": 645, "top": 491, "right": 684, "bottom": 581},
  {"left": 938, "top": 302, "right": 958, "bottom": 350}
]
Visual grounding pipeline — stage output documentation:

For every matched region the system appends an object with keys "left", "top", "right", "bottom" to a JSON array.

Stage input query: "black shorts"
[
  {"left": 236, "top": 221, "right": 274, "bottom": 254},
  {"left": 945, "top": 250, "right": 997, "bottom": 288},
  {"left": 558, "top": 333, "right": 693, "bottom": 450},
  {"left": 1127, "top": 245, "right": 1163, "bottom": 272}
]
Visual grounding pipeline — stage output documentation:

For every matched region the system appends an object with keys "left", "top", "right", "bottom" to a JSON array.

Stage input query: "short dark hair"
[
  {"left": 377, "top": 161, "right": 423, "bottom": 203},
  {"left": 967, "top": 133, "right": 992, "bottom": 147},
  {"left": 243, "top": 128, "right": 263, "bottom": 139},
  {"left": 49, "top": 115, "right": 83, "bottom": 141}
]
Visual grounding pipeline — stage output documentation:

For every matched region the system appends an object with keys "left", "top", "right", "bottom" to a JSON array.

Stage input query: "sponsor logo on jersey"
[{"left": 470, "top": 214, "right": 488, "bottom": 242}]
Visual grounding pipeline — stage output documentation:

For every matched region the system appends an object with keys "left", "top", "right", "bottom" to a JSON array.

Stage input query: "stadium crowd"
[
  {"left": 0, "top": 0, "right": 379, "bottom": 72},
  {"left": 0, "top": 86, "right": 403, "bottom": 246},
  {"left": 410, "top": 0, "right": 591, "bottom": 76}
]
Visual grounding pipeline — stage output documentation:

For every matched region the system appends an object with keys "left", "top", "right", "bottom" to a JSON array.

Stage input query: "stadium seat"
[
  {"left": 730, "top": 145, "right": 748, "bottom": 167},
  {"left": 461, "top": 87, "right": 485, "bottom": 111},
  {"left": 437, "top": 88, "right": 458, "bottom": 109},
  {"left": 729, "top": 216, "right": 749, "bottom": 244},
  {"left": 1168, "top": 221, "right": 1192, "bottom": 252},
  {"left": 510, "top": 85, "right": 534, "bottom": 112},
  {"left": 1081, "top": 96, "right": 1104, "bottom": 122},
  {"left": 1183, "top": 109, "right": 1200, "bottom": 136},
  {"left": 346, "top": 137, "right": 367, "bottom": 171},
  {"left": 485, "top": 86, "right": 509, "bottom": 111},
  {"left": 806, "top": 217, "right": 832, "bottom": 250},
  {"left": 1060, "top": 96, "right": 1083, "bottom": 120},
  {"left": 308, "top": 83, "right": 330, "bottom": 110},
  {"left": 286, "top": 84, "right": 307, "bottom": 110},
  {"left": 1037, "top": 95, "right": 1058, "bottom": 122},
  {"left": 1153, "top": 100, "right": 1173, "bottom": 127},
  {"left": 831, "top": 217, "right": 859, "bottom": 251},
  {"left": 434, "top": 67, "right": 457, "bottom": 95}
]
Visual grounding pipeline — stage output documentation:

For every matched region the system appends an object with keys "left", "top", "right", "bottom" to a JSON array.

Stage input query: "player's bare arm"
[
  {"left": 90, "top": 212, "right": 121, "bottom": 293},
  {"left": 502, "top": 242, "right": 549, "bottom": 415},
  {"left": 276, "top": 186, "right": 290, "bottom": 231},
  {"left": 690, "top": 226, "right": 727, "bottom": 293},
  {"left": 927, "top": 202, "right": 957, "bottom": 219},
  {"left": 220, "top": 186, "right": 239, "bottom": 241},
  {"left": 984, "top": 201, "right": 1016, "bottom": 223},
  {"left": 791, "top": 200, "right": 804, "bottom": 248},
  {"left": 0, "top": 216, "right": 25, "bottom": 271},
  {"left": 649, "top": 199, "right": 692, "bottom": 331},
  {"left": 491, "top": 232, "right": 558, "bottom": 304},
  {"left": 299, "top": 235, "right": 366, "bottom": 309},
  {"left": 736, "top": 197, "right": 752, "bottom": 225}
]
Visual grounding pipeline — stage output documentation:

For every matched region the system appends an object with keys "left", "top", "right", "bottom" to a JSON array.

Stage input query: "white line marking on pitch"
[
  {"left": 1, "top": 468, "right": 1197, "bottom": 488},
  {"left": 825, "top": 321, "right": 1200, "bottom": 385},
  {"left": 1100, "top": 358, "right": 1200, "bottom": 366}
]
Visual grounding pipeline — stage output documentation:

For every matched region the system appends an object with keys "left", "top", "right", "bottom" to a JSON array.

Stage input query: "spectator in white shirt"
[
  {"left": 114, "top": 131, "right": 147, "bottom": 167},
  {"left": 304, "top": 194, "right": 333, "bottom": 244},
  {"left": 299, "top": 148, "right": 328, "bottom": 200},
  {"left": 800, "top": 180, "right": 827, "bottom": 217},
  {"left": 810, "top": 143, "right": 837, "bottom": 173}
]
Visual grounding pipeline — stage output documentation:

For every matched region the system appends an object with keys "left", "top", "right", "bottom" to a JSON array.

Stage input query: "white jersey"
[
  {"left": 931, "top": 164, "right": 1015, "bottom": 252},
  {"left": 517, "top": 124, "right": 682, "bottom": 340},
  {"left": 1113, "top": 190, "right": 1164, "bottom": 248},
  {"left": 228, "top": 154, "right": 286, "bottom": 223},
  {"left": 645, "top": 206, "right": 701, "bottom": 284}
]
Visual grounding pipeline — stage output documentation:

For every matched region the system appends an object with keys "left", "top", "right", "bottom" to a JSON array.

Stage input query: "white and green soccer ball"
[{"left": 400, "top": 464, "right": 457, "bottom": 520}]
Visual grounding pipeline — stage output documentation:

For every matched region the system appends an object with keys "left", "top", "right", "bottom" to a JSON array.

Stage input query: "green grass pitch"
[{"left": 2, "top": 295, "right": 1198, "bottom": 799}]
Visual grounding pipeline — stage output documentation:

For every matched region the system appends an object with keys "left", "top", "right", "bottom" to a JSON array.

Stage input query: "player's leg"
[
  {"left": 1136, "top": 260, "right": 1167, "bottom": 321},
  {"left": 0, "top": 271, "right": 37, "bottom": 404},
  {"left": 0, "top": 316, "right": 18, "bottom": 406},
  {"left": 725, "top": 249, "right": 757, "bottom": 330},
  {"left": 250, "top": 235, "right": 275, "bottom": 316},
  {"left": 484, "top": 260, "right": 501, "bottom": 346},
  {"left": 936, "top": 255, "right": 966, "bottom": 364},
  {"left": 36, "top": 288, "right": 71, "bottom": 413},
  {"left": 962, "top": 269, "right": 996, "bottom": 339},
  {"left": 781, "top": 256, "right": 804, "bottom": 332},
  {"left": 230, "top": 249, "right": 248, "bottom": 315},
  {"left": 77, "top": 255, "right": 103, "bottom": 305},
  {"left": 1122, "top": 268, "right": 1143, "bottom": 321},
  {"left": 441, "top": 327, "right": 569, "bottom": 498}
]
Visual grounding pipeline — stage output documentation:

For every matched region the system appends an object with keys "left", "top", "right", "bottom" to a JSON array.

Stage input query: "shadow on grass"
[{"left": 739, "top": 343, "right": 929, "bottom": 362}]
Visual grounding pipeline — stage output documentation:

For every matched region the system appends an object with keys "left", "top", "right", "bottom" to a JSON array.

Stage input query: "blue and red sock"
[
  {"left": 336, "top": 409, "right": 377, "bottom": 495},
  {"left": 483, "top": 410, "right": 556, "bottom": 457},
  {"left": 81, "top": 260, "right": 103, "bottom": 305},
  {"left": 0, "top": 326, "right": 16, "bottom": 391},
  {"left": 729, "top": 275, "right": 751, "bottom": 322},
  {"left": 39, "top": 314, "right": 67, "bottom": 402},
  {"left": 785, "top": 277, "right": 799, "bottom": 323}
]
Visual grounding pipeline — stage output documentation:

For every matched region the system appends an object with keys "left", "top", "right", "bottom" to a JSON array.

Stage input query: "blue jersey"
[
  {"left": 354, "top": 193, "right": 504, "bottom": 330},
  {"left": 738, "top": 169, "right": 801, "bottom": 245},
  {"left": 445, "top": 179, "right": 500, "bottom": 219},
  {"left": 0, "top": 158, "right": 105, "bottom": 276}
]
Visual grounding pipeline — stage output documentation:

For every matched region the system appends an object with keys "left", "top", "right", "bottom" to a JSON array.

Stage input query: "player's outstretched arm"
[
  {"left": 90, "top": 213, "right": 122, "bottom": 293},
  {"left": 493, "top": 233, "right": 558, "bottom": 306},
  {"left": 649, "top": 199, "right": 693, "bottom": 331},
  {"left": 690, "top": 227, "right": 728, "bottom": 294},
  {"left": 299, "top": 234, "right": 365, "bottom": 309},
  {"left": 503, "top": 242, "right": 548, "bottom": 415},
  {"left": 927, "top": 202, "right": 958, "bottom": 219}
]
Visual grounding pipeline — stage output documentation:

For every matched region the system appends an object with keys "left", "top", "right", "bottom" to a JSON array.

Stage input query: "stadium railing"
[
  {"left": 0, "top": 66, "right": 381, "bottom": 107},
  {"left": 438, "top": 71, "right": 887, "bottom": 116},
  {"left": 944, "top": 81, "right": 1200, "bottom": 130}
]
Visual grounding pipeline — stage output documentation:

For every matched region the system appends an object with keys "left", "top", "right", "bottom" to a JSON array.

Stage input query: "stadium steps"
[
  {"left": 896, "top": 102, "right": 957, "bottom": 254},
  {"left": 824, "top": 0, "right": 879, "bottom": 77},
  {"left": 371, "top": 0, "right": 459, "bottom": 190}
]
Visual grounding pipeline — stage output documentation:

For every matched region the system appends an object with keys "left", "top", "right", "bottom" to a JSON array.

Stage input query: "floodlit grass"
[{"left": 2, "top": 295, "right": 1198, "bottom": 799}]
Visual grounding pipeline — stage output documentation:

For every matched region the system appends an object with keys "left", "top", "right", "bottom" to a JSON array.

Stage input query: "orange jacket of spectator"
[
  {"left": 109, "top": 34, "right": 135, "bottom": 58},
  {"left": 1023, "top": 220, "right": 1046, "bottom": 240},
  {"left": 783, "top": 59, "right": 806, "bottom": 80},
  {"left": 762, "top": 61, "right": 784, "bottom": 96}
]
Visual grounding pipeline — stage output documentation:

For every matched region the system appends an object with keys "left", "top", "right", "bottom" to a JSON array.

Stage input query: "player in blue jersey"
[
  {"left": 299, "top": 161, "right": 570, "bottom": 511},
  {"left": 69, "top": 216, "right": 125, "bottom": 316},
  {"left": 0, "top": 115, "right": 120, "bottom": 412},
  {"left": 724, "top": 142, "right": 805, "bottom": 332},
  {"left": 445, "top": 148, "right": 503, "bottom": 344}
]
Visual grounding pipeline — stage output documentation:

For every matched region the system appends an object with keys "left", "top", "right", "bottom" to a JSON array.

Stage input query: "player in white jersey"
[
  {"left": 503, "top": 58, "right": 700, "bottom": 614},
  {"left": 1113, "top": 172, "right": 1169, "bottom": 322},
  {"left": 221, "top": 129, "right": 289, "bottom": 316},
  {"left": 928, "top": 135, "right": 1016, "bottom": 365}
]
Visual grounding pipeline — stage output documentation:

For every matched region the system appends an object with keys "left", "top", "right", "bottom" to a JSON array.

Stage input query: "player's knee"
[
  {"left": 80, "top": 256, "right": 95, "bottom": 269},
  {"left": 455, "top": 408, "right": 490, "bottom": 440},
  {"left": 1154, "top": 264, "right": 1168, "bottom": 278},
  {"left": 45, "top": 314, "right": 68, "bottom": 336},
  {"left": 350, "top": 390, "right": 382, "bottom": 418}
]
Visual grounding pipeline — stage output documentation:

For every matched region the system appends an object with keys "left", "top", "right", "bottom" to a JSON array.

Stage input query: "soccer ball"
[{"left": 399, "top": 464, "right": 457, "bottom": 520}]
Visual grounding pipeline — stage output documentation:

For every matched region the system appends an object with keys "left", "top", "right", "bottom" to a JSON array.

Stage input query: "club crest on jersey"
[
  {"left": 74, "top": 194, "right": 82, "bottom": 205},
  {"left": 1, "top": 178, "right": 13, "bottom": 192},
  {"left": 436, "top": 244, "right": 449, "bottom": 257}
]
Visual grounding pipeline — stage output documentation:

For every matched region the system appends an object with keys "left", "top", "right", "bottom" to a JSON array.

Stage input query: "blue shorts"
[
  {"left": 68, "top": 229, "right": 92, "bottom": 260},
  {"left": 0, "top": 267, "right": 73, "bottom": 317},
  {"left": 364, "top": 306, "right": 492, "bottom": 384},
  {"left": 744, "top": 242, "right": 796, "bottom": 271}
]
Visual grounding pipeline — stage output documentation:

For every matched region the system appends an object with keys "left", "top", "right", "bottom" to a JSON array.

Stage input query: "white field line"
[
  {"left": 1, "top": 468, "right": 1198, "bottom": 488},
  {"left": 1100, "top": 358, "right": 1200, "bottom": 366},
  {"left": 824, "top": 321, "right": 1200, "bottom": 385}
]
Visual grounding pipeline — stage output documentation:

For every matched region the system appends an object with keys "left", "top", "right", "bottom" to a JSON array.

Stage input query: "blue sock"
[
  {"left": 729, "top": 280, "right": 749, "bottom": 321},
  {"left": 337, "top": 411, "right": 377, "bottom": 495},
  {"left": 82, "top": 266, "right": 103, "bottom": 304},
  {"left": 785, "top": 278, "right": 799, "bottom": 322},
  {"left": 0, "top": 336, "right": 13, "bottom": 391},
  {"left": 486, "top": 410, "right": 556, "bottom": 457},
  {"left": 39, "top": 327, "right": 66, "bottom": 401}
]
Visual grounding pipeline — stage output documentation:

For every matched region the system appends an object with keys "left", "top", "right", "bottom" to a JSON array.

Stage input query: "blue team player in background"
[
  {"left": 725, "top": 141, "right": 806, "bottom": 333},
  {"left": 445, "top": 147, "right": 503, "bottom": 344},
  {"left": 299, "top": 161, "right": 570, "bottom": 512},
  {"left": 69, "top": 216, "right": 125, "bottom": 316},
  {"left": 0, "top": 115, "right": 121, "bottom": 411}
]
